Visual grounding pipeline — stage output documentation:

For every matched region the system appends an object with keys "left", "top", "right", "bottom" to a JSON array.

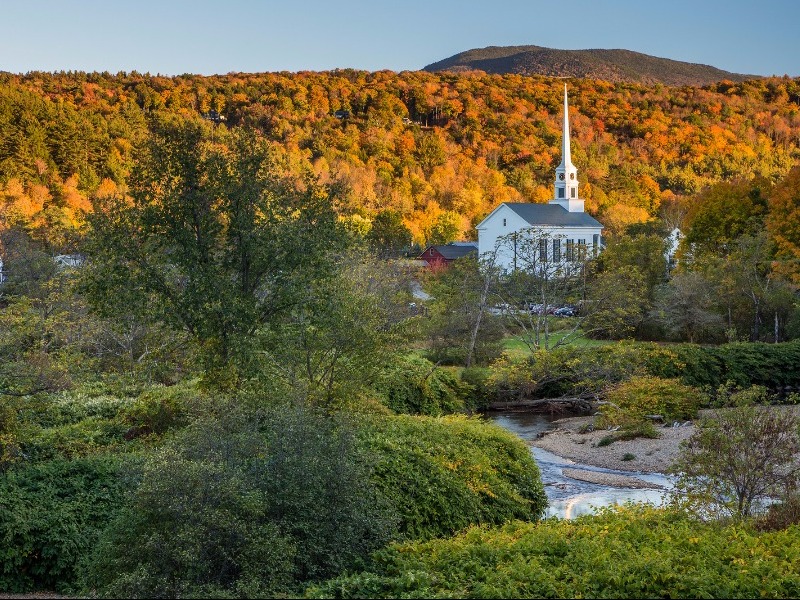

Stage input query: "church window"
[
  {"left": 503, "top": 218, "right": 507, "bottom": 226},
  {"left": 558, "top": 188, "right": 565, "bottom": 199},
  {"left": 566, "top": 240, "right": 574, "bottom": 261},
  {"left": 553, "top": 239, "right": 561, "bottom": 261},
  {"left": 571, "top": 187, "right": 576, "bottom": 198},
  {"left": 577, "top": 239, "right": 587, "bottom": 260},
  {"left": 539, "top": 239, "right": 548, "bottom": 262},
  {"left": 593, "top": 234, "right": 599, "bottom": 256}
]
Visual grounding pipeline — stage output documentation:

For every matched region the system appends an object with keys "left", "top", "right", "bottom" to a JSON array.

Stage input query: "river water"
[{"left": 487, "top": 411, "right": 674, "bottom": 519}]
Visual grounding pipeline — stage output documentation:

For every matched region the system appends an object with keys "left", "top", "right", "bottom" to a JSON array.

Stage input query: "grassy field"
[{"left": 502, "top": 328, "right": 611, "bottom": 358}]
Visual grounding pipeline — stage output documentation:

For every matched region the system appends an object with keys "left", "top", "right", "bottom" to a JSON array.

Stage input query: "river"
[{"left": 487, "top": 411, "right": 674, "bottom": 519}]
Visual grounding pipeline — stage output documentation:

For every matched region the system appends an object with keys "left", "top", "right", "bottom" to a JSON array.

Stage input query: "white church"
[{"left": 477, "top": 85, "right": 604, "bottom": 272}]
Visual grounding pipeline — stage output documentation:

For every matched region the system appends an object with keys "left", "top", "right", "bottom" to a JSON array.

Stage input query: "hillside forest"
[
  {"left": 2, "top": 69, "right": 800, "bottom": 252},
  {"left": 1, "top": 69, "right": 800, "bottom": 599}
]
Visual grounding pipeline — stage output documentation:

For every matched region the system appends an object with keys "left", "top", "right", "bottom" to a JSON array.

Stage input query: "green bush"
[
  {"left": 119, "top": 382, "right": 196, "bottom": 437},
  {"left": 598, "top": 376, "right": 702, "bottom": 428},
  {"left": 31, "top": 391, "right": 133, "bottom": 429},
  {"left": 14, "top": 383, "right": 200, "bottom": 463},
  {"left": 20, "top": 417, "right": 130, "bottom": 461},
  {"left": 642, "top": 340, "right": 800, "bottom": 392},
  {"left": 82, "top": 405, "right": 397, "bottom": 598},
  {"left": 309, "top": 506, "right": 800, "bottom": 599},
  {"left": 488, "top": 340, "right": 800, "bottom": 404},
  {"left": 0, "top": 455, "right": 131, "bottom": 593},
  {"left": 459, "top": 366, "right": 493, "bottom": 411},
  {"left": 488, "top": 343, "right": 646, "bottom": 402},
  {"left": 374, "top": 355, "right": 468, "bottom": 415},
  {"left": 357, "top": 414, "right": 547, "bottom": 540}
]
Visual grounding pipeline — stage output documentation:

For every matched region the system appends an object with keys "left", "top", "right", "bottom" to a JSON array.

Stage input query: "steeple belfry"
[{"left": 550, "top": 84, "right": 584, "bottom": 213}]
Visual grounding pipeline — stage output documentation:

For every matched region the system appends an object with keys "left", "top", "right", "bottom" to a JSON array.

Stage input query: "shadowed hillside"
[{"left": 424, "top": 45, "right": 760, "bottom": 86}]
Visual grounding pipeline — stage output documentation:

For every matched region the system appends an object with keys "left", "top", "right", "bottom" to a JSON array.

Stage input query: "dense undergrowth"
[
  {"left": 0, "top": 379, "right": 545, "bottom": 596},
  {"left": 310, "top": 506, "right": 800, "bottom": 599}
]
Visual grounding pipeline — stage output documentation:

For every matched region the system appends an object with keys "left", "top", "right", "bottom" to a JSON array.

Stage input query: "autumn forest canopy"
[{"left": 1, "top": 69, "right": 800, "bottom": 254}]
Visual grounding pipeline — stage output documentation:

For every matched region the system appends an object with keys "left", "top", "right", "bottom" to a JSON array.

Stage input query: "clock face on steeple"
[
  {"left": 570, "top": 173, "right": 575, "bottom": 180},
  {"left": 558, "top": 173, "right": 565, "bottom": 180}
]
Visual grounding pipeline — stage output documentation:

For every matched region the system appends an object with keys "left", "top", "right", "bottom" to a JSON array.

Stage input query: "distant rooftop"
[{"left": 430, "top": 242, "right": 478, "bottom": 260}]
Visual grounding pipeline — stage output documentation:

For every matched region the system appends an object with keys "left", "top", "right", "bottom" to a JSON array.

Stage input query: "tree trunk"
[
  {"left": 775, "top": 310, "right": 780, "bottom": 343},
  {"left": 466, "top": 266, "right": 493, "bottom": 368}
]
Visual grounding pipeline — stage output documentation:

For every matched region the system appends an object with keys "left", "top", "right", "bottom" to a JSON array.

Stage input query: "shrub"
[
  {"left": 598, "top": 376, "right": 702, "bottom": 428},
  {"left": 595, "top": 422, "right": 659, "bottom": 446},
  {"left": 616, "top": 422, "right": 660, "bottom": 440},
  {"left": 20, "top": 417, "right": 130, "bottom": 462},
  {"left": 374, "top": 355, "right": 468, "bottom": 415},
  {"left": 82, "top": 405, "right": 397, "bottom": 598},
  {"left": 357, "top": 414, "right": 547, "bottom": 540},
  {"left": 309, "top": 506, "right": 800, "bottom": 599},
  {"left": 756, "top": 494, "right": 800, "bottom": 531},
  {"left": 32, "top": 391, "right": 133, "bottom": 428},
  {"left": 459, "top": 366, "right": 493, "bottom": 411},
  {"left": 488, "top": 343, "right": 646, "bottom": 402},
  {"left": 120, "top": 382, "right": 195, "bottom": 437},
  {"left": 641, "top": 340, "right": 800, "bottom": 392},
  {"left": 672, "top": 404, "right": 800, "bottom": 518},
  {"left": 640, "top": 343, "right": 724, "bottom": 389},
  {"left": 0, "top": 455, "right": 130, "bottom": 593}
]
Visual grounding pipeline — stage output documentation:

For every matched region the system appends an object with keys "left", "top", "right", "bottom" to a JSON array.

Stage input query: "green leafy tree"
[
  {"left": 425, "top": 210, "right": 461, "bottom": 246},
  {"left": 253, "top": 256, "right": 411, "bottom": 403},
  {"left": 682, "top": 178, "right": 769, "bottom": 257},
  {"left": 652, "top": 271, "right": 724, "bottom": 342},
  {"left": 672, "top": 401, "right": 800, "bottom": 519},
  {"left": 367, "top": 209, "right": 413, "bottom": 257},
  {"left": 584, "top": 267, "right": 649, "bottom": 339},
  {"left": 767, "top": 165, "right": 800, "bottom": 285},
  {"left": 597, "top": 233, "right": 668, "bottom": 301},
  {"left": 423, "top": 256, "right": 504, "bottom": 367},
  {"left": 82, "top": 118, "right": 345, "bottom": 378}
]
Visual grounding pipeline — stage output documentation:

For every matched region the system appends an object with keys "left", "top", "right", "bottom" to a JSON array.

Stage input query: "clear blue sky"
[{"left": 1, "top": 0, "right": 797, "bottom": 77}]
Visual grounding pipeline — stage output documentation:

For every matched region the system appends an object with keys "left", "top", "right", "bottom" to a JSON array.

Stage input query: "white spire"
[
  {"left": 559, "top": 84, "right": 574, "bottom": 171},
  {"left": 549, "top": 84, "right": 583, "bottom": 212}
]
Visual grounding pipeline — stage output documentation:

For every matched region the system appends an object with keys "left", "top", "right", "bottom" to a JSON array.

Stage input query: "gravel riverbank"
[{"left": 531, "top": 414, "right": 697, "bottom": 475}]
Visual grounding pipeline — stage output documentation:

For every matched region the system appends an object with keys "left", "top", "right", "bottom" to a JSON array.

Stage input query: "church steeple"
[{"left": 550, "top": 84, "right": 584, "bottom": 213}]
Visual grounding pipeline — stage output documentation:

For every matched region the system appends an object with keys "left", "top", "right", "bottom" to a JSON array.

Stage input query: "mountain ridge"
[{"left": 423, "top": 45, "right": 760, "bottom": 86}]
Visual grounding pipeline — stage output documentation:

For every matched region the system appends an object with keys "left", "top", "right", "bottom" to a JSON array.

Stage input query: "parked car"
[
  {"left": 553, "top": 306, "right": 577, "bottom": 317},
  {"left": 525, "top": 303, "right": 558, "bottom": 315}
]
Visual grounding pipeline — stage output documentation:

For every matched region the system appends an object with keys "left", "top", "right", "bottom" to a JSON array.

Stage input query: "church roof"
[{"left": 505, "top": 203, "right": 603, "bottom": 228}]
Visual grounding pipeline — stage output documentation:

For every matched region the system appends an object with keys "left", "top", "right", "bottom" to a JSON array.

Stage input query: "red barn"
[{"left": 417, "top": 242, "right": 478, "bottom": 269}]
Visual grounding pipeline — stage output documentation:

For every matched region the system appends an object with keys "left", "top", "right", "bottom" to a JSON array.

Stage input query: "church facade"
[{"left": 476, "top": 85, "right": 603, "bottom": 272}]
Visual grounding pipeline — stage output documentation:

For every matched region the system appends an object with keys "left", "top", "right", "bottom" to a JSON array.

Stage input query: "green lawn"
[{"left": 502, "top": 328, "right": 611, "bottom": 357}]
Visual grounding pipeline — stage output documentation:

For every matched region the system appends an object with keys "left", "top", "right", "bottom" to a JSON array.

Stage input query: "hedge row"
[
  {"left": 488, "top": 341, "right": 800, "bottom": 405},
  {"left": 641, "top": 340, "right": 800, "bottom": 391},
  {"left": 310, "top": 506, "right": 800, "bottom": 599}
]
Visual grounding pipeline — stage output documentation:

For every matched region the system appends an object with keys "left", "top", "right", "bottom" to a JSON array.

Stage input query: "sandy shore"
[
  {"left": 560, "top": 467, "right": 665, "bottom": 489},
  {"left": 531, "top": 414, "right": 698, "bottom": 475}
]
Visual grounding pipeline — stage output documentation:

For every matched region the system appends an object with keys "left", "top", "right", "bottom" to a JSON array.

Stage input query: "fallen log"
[{"left": 488, "top": 398, "right": 594, "bottom": 414}]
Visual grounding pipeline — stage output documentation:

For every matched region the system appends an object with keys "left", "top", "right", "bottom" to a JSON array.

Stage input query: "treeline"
[{"left": 1, "top": 69, "right": 800, "bottom": 252}]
